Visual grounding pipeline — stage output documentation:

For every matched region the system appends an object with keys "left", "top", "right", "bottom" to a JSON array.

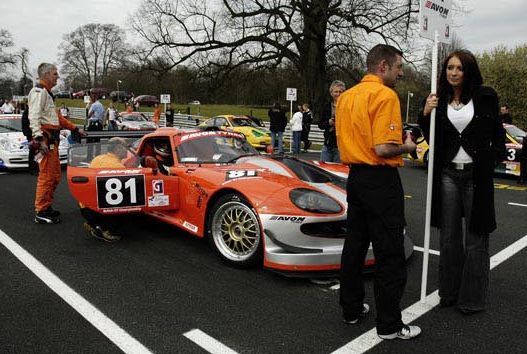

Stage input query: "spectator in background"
[
  {"left": 59, "top": 104, "right": 69, "bottom": 119},
  {"left": 165, "top": 103, "right": 175, "bottom": 127},
  {"left": 301, "top": 103, "right": 313, "bottom": 152},
  {"left": 290, "top": 104, "right": 303, "bottom": 154},
  {"left": 1, "top": 99, "right": 15, "bottom": 114},
  {"left": 319, "top": 80, "right": 346, "bottom": 162},
  {"left": 268, "top": 102, "right": 287, "bottom": 154},
  {"left": 499, "top": 104, "right": 512, "bottom": 124},
  {"left": 105, "top": 102, "right": 118, "bottom": 131},
  {"left": 153, "top": 103, "right": 161, "bottom": 127},
  {"left": 126, "top": 103, "right": 134, "bottom": 113},
  {"left": 21, "top": 103, "right": 39, "bottom": 175},
  {"left": 87, "top": 93, "right": 104, "bottom": 143}
]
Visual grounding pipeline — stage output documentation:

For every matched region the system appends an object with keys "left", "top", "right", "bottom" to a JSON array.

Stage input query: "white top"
[
  {"left": 290, "top": 111, "right": 303, "bottom": 131},
  {"left": 1, "top": 102, "right": 14, "bottom": 113},
  {"left": 107, "top": 107, "right": 117, "bottom": 121},
  {"left": 447, "top": 99, "right": 474, "bottom": 163}
]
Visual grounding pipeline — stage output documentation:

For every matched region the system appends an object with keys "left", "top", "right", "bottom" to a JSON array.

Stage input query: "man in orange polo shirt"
[{"left": 336, "top": 44, "right": 420, "bottom": 340}]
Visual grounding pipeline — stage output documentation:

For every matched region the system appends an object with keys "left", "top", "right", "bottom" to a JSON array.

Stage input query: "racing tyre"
[{"left": 208, "top": 193, "right": 262, "bottom": 268}]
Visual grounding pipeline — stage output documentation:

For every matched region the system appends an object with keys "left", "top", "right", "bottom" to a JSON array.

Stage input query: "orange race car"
[{"left": 67, "top": 128, "right": 414, "bottom": 276}]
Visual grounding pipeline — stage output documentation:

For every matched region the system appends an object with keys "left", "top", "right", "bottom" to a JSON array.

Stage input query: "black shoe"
[
  {"left": 343, "top": 304, "right": 370, "bottom": 324},
  {"left": 378, "top": 324, "right": 422, "bottom": 340},
  {"left": 35, "top": 210, "right": 61, "bottom": 224},
  {"left": 44, "top": 207, "right": 60, "bottom": 217},
  {"left": 306, "top": 141, "right": 312, "bottom": 150}
]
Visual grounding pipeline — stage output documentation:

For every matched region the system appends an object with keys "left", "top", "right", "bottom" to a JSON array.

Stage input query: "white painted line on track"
[
  {"left": 0, "top": 229, "right": 153, "bottom": 354},
  {"left": 184, "top": 329, "right": 239, "bottom": 354},
  {"left": 508, "top": 202, "right": 527, "bottom": 207},
  {"left": 413, "top": 246, "right": 440, "bottom": 256},
  {"left": 331, "top": 234, "right": 527, "bottom": 354}
]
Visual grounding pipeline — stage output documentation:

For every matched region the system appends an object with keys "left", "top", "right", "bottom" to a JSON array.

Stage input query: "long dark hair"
[{"left": 438, "top": 50, "right": 483, "bottom": 104}]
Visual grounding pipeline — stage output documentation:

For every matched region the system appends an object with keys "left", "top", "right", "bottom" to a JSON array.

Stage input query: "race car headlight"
[{"left": 289, "top": 188, "right": 342, "bottom": 214}]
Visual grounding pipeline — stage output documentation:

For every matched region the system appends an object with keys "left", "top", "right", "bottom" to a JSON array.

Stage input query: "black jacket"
[
  {"left": 418, "top": 86, "right": 506, "bottom": 234},
  {"left": 318, "top": 101, "right": 337, "bottom": 147},
  {"left": 268, "top": 108, "right": 287, "bottom": 132}
]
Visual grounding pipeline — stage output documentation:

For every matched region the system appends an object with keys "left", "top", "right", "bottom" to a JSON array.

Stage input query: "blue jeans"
[
  {"left": 439, "top": 167, "right": 489, "bottom": 311},
  {"left": 292, "top": 131, "right": 301, "bottom": 154},
  {"left": 320, "top": 145, "right": 340, "bottom": 162},
  {"left": 271, "top": 131, "right": 284, "bottom": 154}
]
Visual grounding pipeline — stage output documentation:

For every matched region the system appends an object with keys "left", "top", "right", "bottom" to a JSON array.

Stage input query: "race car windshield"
[
  {"left": 505, "top": 125, "right": 526, "bottom": 143},
  {"left": 122, "top": 115, "right": 147, "bottom": 122},
  {"left": 231, "top": 118, "right": 259, "bottom": 128},
  {"left": 0, "top": 116, "right": 22, "bottom": 133},
  {"left": 177, "top": 135, "right": 259, "bottom": 164}
]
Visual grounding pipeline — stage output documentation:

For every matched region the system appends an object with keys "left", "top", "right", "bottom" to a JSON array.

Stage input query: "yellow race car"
[{"left": 200, "top": 115, "right": 271, "bottom": 149}]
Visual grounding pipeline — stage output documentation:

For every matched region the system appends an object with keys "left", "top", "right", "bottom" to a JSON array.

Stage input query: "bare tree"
[
  {"left": 59, "top": 23, "right": 129, "bottom": 88},
  {"left": 15, "top": 47, "right": 32, "bottom": 94},
  {"left": 131, "top": 0, "right": 418, "bottom": 115},
  {"left": 0, "top": 29, "right": 16, "bottom": 73}
]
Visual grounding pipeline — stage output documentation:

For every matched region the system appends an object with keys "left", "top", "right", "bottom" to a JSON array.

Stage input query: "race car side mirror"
[{"left": 141, "top": 155, "right": 158, "bottom": 175}]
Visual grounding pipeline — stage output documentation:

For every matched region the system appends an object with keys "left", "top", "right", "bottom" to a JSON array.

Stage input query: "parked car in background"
[
  {"left": 134, "top": 95, "right": 159, "bottom": 107},
  {"left": 72, "top": 90, "right": 86, "bottom": 99},
  {"left": 53, "top": 90, "right": 72, "bottom": 99},
  {"left": 89, "top": 88, "right": 109, "bottom": 99},
  {"left": 200, "top": 115, "right": 271, "bottom": 149},
  {"left": 116, "top": 112, "right": 157, "bottom": 131},
  {"left": 110, "top": 91, "right": 133, "bottom": 103}
]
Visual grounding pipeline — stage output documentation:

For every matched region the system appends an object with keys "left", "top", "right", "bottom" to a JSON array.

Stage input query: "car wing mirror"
[{"left": 141, "top": 155, "right": 158, "bottom": 175}]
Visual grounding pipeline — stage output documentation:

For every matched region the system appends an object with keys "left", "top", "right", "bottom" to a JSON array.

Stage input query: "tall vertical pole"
[
  {"left": 405, "top": 92, "right": 411, "bottom": 123},
  {"left": 420, "top": 30, "right": 439, "bottom": 302}
]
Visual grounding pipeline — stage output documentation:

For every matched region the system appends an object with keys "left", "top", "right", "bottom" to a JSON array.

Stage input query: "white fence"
[{"left": 68, "top": 107, "right": 325, "bottom": 145}]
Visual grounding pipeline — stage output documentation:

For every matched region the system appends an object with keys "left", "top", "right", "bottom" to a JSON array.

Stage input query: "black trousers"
[
  {"left": 339, "top": 164, "right": 407, "bottom": 335},
  {"left": 86, "top": 121, "right": 103, "bottom": 143}
]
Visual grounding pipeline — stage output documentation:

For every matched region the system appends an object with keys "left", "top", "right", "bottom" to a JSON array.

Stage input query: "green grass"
[{"left": 55, "top": 99, "right": 271, "bottom": 121}]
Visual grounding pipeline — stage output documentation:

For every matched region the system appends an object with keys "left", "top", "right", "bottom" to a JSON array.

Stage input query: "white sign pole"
[
  {"left": 420, "top": 30, "right": 439, "bottom": 302},
  {"left": 289, "top": 100, "right": 293, "bottom": 153}
]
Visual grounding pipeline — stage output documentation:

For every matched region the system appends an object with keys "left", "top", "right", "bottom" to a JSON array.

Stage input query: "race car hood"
[
  {"left": 188, "top": 155, "right": 348, "bottom": 213},
  {"left": 0, "top": 132, "right": 28, "bottom": 152}
]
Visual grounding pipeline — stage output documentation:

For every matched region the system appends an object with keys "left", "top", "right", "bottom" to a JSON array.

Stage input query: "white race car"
[{"left": 0, "top": 114, "right": 70, "bottom": 170}]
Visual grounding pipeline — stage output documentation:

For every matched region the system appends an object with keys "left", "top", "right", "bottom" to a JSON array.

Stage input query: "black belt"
[{"left": 446, "top": 162, "right": 473, "bottom": 170}]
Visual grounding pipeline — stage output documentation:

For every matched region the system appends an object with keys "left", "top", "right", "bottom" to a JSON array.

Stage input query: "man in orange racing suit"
[{"left": 29, "top": 63, "right": 85, "bottom": 224}]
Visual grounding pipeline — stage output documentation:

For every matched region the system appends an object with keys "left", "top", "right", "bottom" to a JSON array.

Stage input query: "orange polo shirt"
[{"left": 336, "top": 74, "right": 403, "bottom": 167}]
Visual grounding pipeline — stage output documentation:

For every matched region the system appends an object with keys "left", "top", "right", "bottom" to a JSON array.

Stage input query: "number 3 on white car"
[{"left": 96, "top": 175, "right": 146, "bottom": 208}]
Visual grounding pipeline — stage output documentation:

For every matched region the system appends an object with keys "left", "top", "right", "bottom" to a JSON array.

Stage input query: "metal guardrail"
[{"left": 68, "top": 107, "right": 325, "bottom": 145}]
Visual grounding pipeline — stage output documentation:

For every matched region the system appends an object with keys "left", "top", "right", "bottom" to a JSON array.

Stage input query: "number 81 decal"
[{"left": 96, "top": 175, "right": 146, "bottom": 208}]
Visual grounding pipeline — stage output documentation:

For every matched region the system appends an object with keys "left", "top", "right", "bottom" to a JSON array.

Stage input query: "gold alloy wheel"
[{"left": 211, "top": 200, "right": 260, "bottom": 262}]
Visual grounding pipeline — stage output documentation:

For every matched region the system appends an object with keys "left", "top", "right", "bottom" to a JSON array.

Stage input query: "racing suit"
[{"left": 28, "top": 81, "right": 78, "bottom": 213}]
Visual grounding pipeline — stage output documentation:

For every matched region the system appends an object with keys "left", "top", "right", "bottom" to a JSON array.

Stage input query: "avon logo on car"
[{"left": 270, "top": 215, "right": 306, "bottom": 223}]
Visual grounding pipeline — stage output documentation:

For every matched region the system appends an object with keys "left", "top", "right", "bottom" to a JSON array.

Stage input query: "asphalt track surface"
[{"left": 1, "top": 157, "right": 526, "bottom": 354}]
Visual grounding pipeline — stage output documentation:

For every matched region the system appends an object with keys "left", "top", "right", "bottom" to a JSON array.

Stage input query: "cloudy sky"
[{"left": 1, "top": 0, "right": 526, "bottom": 77}]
